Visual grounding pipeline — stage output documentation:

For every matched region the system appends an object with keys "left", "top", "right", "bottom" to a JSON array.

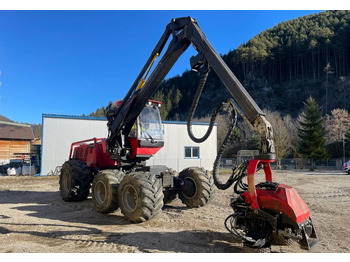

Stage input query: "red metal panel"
[
  {"left": 246, "top": 159, "right": 260, "bottom": 209},
  {"left": 96, "top": 140, "right": 116, "bottom": 167},
  {"left": 242, "top": 158, "right": 310, "bottom": 224},
  {"left": 245, "top": 159, "right": 275, "bottom": 210},
  {"left": 136, "top": 146, "right": 162, "bottom": 156},
  {"left": 70, "top": 138, "right": 116, "bottom": 168},
  {"left": 128, "top": 137, "right": 162, "bottom": 159},
  {"left": 257, "top": 185, "right": 310, "bottom": 224},
  {"left": 129, "top": 138, "right": 139, "bottom": 159}
]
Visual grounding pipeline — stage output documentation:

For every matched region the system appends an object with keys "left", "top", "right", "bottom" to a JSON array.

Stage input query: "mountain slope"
[
  {"left": 91, "top": 11, "right": 350, "bottom": 120},
  {"left": 152, "top": 10, "right": 350, "bottom": 120}
]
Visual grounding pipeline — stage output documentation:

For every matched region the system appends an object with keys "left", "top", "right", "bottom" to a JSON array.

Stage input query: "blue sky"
[{"left": 0, "top": 10, "right": 323, "bottom": 124}]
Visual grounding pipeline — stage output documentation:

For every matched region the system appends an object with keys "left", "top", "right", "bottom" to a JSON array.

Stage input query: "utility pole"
[
  {"left": 324, "top": 63, "right": 334, "bottom": 114},
  {"left": 340, "top": 76, "right": 346, "bottom": 109},
  {"left": 343, "top": 132, "right": 346, "bottom": 165},
  {"left": 0, "top": 70, "right": 2, "bottom": 115}
]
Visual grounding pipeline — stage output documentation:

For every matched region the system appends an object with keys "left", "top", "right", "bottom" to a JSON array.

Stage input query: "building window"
[{"left": 184, "top": 146, "right": 200, "bottom": 159}]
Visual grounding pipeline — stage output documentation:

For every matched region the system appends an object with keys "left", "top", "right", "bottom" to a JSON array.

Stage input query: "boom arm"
[{"left": 106, "top": 17, "right": 275, "bottom": 159}]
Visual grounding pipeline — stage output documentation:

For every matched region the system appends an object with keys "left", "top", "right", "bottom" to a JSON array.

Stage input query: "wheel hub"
[
  {"left": 62, "top": 172, "right": 71, "bottom": 194},
  {"left": 182, "top": 177, "right": 197, "bottom": 199},
  {"left": 122, "top": 184, "right": 138, "bottom": 211},
  {"left": 95, "top": 181, "right": 107, "bottom": 205}
]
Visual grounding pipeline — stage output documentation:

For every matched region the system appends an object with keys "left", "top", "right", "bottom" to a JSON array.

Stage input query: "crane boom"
[{"left": 106, "top": 16, "right": 275, "bottom": 160}]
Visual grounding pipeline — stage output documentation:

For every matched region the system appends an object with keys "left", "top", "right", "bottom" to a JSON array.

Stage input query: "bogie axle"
[{"left": 59, "top": 160, "right": 214, "bottom": 223}]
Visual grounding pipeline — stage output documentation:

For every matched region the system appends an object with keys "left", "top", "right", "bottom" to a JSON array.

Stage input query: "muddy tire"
[
  {"left": 92, "top": 170, "right": 124, "bottom": 213},
  {"left": 59, "top": 160, "right": 91, "bottom": 201},
  {"left": 118, "top": 172, "right": 164, "bottom": 223},
  {"left": 178, "top": 167, "right": 214, "bottom": 207}
]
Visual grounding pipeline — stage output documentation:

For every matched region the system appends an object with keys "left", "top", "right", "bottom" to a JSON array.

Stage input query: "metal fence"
[{"left": 220, "top": 157, "right": 347, "bottom": 170}]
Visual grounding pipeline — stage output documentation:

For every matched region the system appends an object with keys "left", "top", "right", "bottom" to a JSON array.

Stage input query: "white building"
[{"left": 41, "top": 114, "right": 217, "bottom": 175}]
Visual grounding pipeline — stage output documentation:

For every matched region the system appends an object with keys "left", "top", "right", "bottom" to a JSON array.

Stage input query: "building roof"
[
  {"left": 43, "top": 113, "right": 107, "bottom": 121},
  {"left": 42, "top": 113, "right": 217, "bottom": 126},
  {"left": 31, "top": 138, "right": 42, "bottom": 145},
  {"left": 0, "top": 115, "right": 14, "bottom": 122},
  {"left": 0, "top": 121, "right": 34, "bottom": 140}
]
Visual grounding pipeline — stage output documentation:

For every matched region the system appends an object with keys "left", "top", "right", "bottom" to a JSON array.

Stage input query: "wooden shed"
[{"left": 0, "top": 121, "right": 34, "bottom": 162}]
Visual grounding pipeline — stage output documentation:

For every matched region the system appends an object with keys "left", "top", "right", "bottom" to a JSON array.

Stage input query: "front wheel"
[
  {"left": 59, "top": 160, "right": 92, "bottom": 202},
  {"left": 118, "top": 172, "right": 164, "bottom": 223},
  {"left": 178, "top": 167, "right": 214, "bottom": 207}
]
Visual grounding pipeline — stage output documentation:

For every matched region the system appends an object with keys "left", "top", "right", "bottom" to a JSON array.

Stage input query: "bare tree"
[
  {"left": 283, "top": 114, "right": 299, "bottom": 156},
  {"left": 192, "top": 114, "right": 237, "bottom": 157},
  {"left": 236, "top": 120, "right": 255, "bottom": 144},
  {"left": 194, "top": 110, "right": 296, "bottom": 162},
  {"left": 325, "top": 108, "right": 350, "bottom": 143},
  {"left": 264, "top": 109, "right": 292, "bottom": 166}
]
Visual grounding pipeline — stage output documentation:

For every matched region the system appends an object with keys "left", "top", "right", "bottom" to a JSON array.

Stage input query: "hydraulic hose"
[
  {"left": 187, "top": 64, "right": 219, "bottom": 143},
  {"left": 212, "top": 109, "right": 239, "bottom": 190},
  {"left": 186, "top": 63, "right": 243, "bottom": 190}
]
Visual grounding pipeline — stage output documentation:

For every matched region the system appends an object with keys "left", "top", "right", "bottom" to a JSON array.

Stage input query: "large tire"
[
  {"left": 178, "top": 167, "right": 214, "bottom": 207},
  {"left": 92, "top": 170, "right": 124, "bottom": 213},
  {"left": 59, "top": 160, "right": 92, "bottom": 201},
  {"left": 118, "top": 172, "right": 164, "bottom": 223}
]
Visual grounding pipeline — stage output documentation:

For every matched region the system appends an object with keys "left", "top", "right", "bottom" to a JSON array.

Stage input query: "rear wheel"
[
  {"left": 178, "top": 167, "right": 214, "bottom": 207},
  {"left": 118, "top": 172, "right": 164, "bottom": 223},
  {"left": 59, "top": 160, "right": 91, "bottom": 201},
  {"left": 92, "top": 170, "right": 124, "bottom": 213}
]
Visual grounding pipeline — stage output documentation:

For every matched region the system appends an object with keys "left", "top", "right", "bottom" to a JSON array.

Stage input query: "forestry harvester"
[{"left": 59, "top": 17, "right": 317, "bottom": 250}]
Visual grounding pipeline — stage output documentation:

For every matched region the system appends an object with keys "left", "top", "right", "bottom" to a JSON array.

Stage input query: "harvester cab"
[{"left": 127, "top": 100, "right": 164, "bottom": 161}]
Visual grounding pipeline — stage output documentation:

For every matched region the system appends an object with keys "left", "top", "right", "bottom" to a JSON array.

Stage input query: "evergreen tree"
[
  {"left": 298, "top": 96, "right": 328, "bottom": 169},
  {"left": 345, "top": 129, "right": 350, "bottom": 141},
  {"left": 247, "top": 132, "right": 261, "bottom": 150}
]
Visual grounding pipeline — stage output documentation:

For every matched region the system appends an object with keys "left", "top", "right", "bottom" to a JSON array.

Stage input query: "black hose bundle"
[
  {"left": 186, "top": 63, "right": 249, "bottom": 191},
  {"left": 211, "top": 112, "right": 239, "bottom": 190},
  {"left": 225, "top": 212, "right": 270, "bottom": 248},
  {"left": 224, "top": 212, "right": 243, "bottom": 238},
  {"left": 186, "top": 64, "right": 219, "bottom": 143},
  {"left": 233, "top": 164, "right": 248, "bottom": 194}
]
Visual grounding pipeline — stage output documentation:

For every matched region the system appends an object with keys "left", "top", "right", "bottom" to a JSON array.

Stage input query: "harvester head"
[{"left": 224, "top": 160, "right": 318, "bottom": 250}]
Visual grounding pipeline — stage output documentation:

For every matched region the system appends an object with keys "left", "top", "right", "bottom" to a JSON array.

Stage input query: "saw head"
[{"left": 224, "top": 159, "right": 318, "bottom": 250}]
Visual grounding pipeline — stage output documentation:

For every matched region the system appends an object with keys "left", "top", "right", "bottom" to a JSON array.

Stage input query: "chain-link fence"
[{"left": 220, "top": 157, "right": 347, "bottom": 170}]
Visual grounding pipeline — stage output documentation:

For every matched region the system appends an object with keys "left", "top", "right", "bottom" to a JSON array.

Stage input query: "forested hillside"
[
  {"left": 91, "top": 11, "right": 350, "bottom": 120},
  {"left": 151, "top": 10, "right": 350, "bottom": 120}
]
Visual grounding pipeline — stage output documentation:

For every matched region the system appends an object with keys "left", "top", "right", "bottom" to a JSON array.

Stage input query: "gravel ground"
[{"left": 0, "top": 169, "right": 350, "bottom": 253}]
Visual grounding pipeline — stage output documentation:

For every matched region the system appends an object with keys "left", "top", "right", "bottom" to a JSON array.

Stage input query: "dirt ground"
[{"left": 1, "top": 169, "right": 350, "bottom": 253}]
